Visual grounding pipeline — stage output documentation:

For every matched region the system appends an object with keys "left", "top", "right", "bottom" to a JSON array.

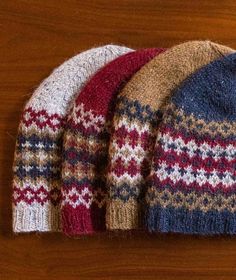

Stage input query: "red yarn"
[{"left": 76, "top": 48, "right": 165, "bottom": 117}]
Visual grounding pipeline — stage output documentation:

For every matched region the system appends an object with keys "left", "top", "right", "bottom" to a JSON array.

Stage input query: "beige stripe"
[
  {"left": 62, "top": 160, "right": 107, "bottom": 182},
  {"left": 113, "top": 114, "right": 155, "bottom": 134},
  {"left": 164, "top": 103, "right": 236, "bottom": 137},
  {"left": 19, "top": 125, "right": 63, "bottom": 139},
  {"left": 13, "top": 177, "right": 60, "bottom": 190},
  {"left": 14, "top": 150, "right": 61, "bottom": 165},
  {"left": 147, "top": 187, "right": 236, "bottom": 213},
  {"left": 63, "top": 131, "right": 107, "bottom": 152}
]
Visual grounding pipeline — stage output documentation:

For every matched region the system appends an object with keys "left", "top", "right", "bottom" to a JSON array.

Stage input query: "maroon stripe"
[
  {"left": 22, "top": 108, "right": 64, "bottom": 130},
  {"left": 154, "top": 145, "right": 236, "bottom": 174},
  {"left": 152, "top": 173, "right": 236, "bottom": 194},
  {"left": 110, "top": 156, "right": 152, "bottom": 178},
  {"left": 113, "top": 126, "right": 154, "bottom": 150}
]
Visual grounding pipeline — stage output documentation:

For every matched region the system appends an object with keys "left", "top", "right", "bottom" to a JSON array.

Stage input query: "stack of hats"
[{"left": 12, "top": 40, "right": 236, "bottom": 236}]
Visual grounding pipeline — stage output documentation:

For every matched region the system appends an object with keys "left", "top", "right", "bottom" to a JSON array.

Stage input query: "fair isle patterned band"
[
  {"left": 62, "top": 102, "right": 108, "bottom": 233},
  {"left": 106, "top": 96, "right": 162, "bottom": 229},
  {"left": 147, "top": 103, "right": 236, "bottom": 234},
  {"left": 13, "top": 108, "right": 63, "bottom": 231}
]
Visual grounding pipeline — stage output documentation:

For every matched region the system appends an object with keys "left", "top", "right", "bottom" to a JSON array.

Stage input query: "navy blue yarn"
[
  {"left": 147, "top": 205, "right": 236, "bottom": 235},
  {"left": 63, "top": 177, "right": 92, "bottom": 187},
  {"left": 116, "top": 96, "right": 162, "bottom": 125},
  {"left": 17, "top": 134, "right": 61, "bottom": 152},
  {"left": 110, "top": 183, "right": 139, "bottom": 202},
  {"left": 63, "top": 177, "right": 105, "bottom": 190},
  {"left": 15, "top": 162, "right": 60, "bottom": 180},
  {"left": 63, "top": 147, "right": 107, "bottom": 166},
  {"left": 172, "top": 53, "right": 236, "bottom": 122},
  {"left": 67, "top": 125, "right": 110, "bottom": 141}
]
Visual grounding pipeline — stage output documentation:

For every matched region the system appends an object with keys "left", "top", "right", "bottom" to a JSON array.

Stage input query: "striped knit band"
[
  {"left": 106, "top": 41, "right": 234, "bottom": 230},
  {"left": 12, "top": 45, "right": 131, "bottom": 232}
]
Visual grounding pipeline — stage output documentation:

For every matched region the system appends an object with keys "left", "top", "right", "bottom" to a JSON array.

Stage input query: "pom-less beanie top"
[
  {"left": 61, "top": 48, "right": 165, "bottom": 235},
  {"left": 146, "top": 52, "right": 236, "bottom": 235},
  {"left": 12, "top": 44, "right": 132, "bottom": 232},
  {"left": 106, "top": 41, "right": 234, "bottom": 231}
]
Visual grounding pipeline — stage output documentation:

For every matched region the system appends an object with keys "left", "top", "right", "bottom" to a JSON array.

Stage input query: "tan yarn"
[{"left": 121, "top": 41, "right": 234, "bottom": 110}]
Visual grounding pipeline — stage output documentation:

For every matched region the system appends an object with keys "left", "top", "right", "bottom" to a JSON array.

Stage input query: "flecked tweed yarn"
[
  {"left": 106, "top": 41, "right": 234, "bottom": 230},
  {"left": 61, "top": 48, "right": 165, "bottom": 235},
  {"left": 146, "top": 52, "right": 236, "bottom": 235},
  {"left": 12, "top": 44, "right": 131, "bottom": 232}
]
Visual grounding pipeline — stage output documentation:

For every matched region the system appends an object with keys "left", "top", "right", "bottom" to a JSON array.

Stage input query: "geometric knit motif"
[
  {"left": 12, "top": 45, "right": 131, "bottom": 232},
  {"left": 13, "top": 109, "right": 63, "bottom": 231},
  {"left": 61, "top": 48, "right": 164, "bottom": 235},
  {"left": 107, "top": 96, "right": 162, "bottom": 229},
  {"left": 146, "top": 52, "right": 236, "bottom": 234},
  {"left": 106, "top": 41, "right": 235, "bottom": 231}
]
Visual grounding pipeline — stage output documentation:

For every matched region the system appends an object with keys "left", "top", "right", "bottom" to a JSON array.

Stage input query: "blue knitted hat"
[{"left": 146, "top": 52, "right": 236, "bottom": 235}]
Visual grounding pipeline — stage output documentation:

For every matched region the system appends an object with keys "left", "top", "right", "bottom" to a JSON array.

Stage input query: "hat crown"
[{"left": 172, "top": 53, "right": 236, "bottom": 122}]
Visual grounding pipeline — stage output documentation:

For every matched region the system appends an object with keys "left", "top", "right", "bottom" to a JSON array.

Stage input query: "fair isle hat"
[
  {"left": 147, "top": 52, "right": 236, "bottom": 235},
  {"left": 12, "top": 44, "right": 131, "bottom": 232},
  {"left": 106, "top": 41, "right": 234, "bottom": 231},
  {"left": 61, "top": 48, "right": 165, "bottom": 236}
]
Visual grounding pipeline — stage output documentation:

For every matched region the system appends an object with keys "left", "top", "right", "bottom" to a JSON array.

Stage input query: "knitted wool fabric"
[
  {"left": 61, "top": 48, "right": 164, "bottom": 235},
  {"left": 106, "top": 41, "right": 234, "bottom": 230},
  {"left": 146, "top": 52, "right": 236, "bottom": 235},
  {"left": 12, "top": 44, "right": 131, "bottom": 232}
]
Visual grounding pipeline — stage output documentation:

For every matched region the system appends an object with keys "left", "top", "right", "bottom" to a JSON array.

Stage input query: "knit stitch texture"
[
  {"left": 12, "top": 44, "right": 131, "bottom": 232},
  {"left": 146, "top": 52, "right": 236, "bottom": 234},
  {"left": 106, "top": 41, "right": 234, "bottom": 230},
  {"left": 61, "top": 48, "right": 164, "bottom": 235}
]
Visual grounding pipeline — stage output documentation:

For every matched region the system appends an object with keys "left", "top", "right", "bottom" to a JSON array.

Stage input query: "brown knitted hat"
[{"left": 106, "top": 41, "right": 234, "bottom": 230}]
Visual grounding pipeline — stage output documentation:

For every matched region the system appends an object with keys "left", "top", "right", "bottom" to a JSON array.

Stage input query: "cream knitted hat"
[{"left": 12, "top": 44, "right": 132, "bottom": 232}]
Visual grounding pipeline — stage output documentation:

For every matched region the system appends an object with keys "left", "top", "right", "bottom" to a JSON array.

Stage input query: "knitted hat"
[
  {"left": 12, "top": 44, "right": 131, "bottom": 232},
  {"left": 106, "top": 41, "right": 234, "bottom": 230},
  {"left": 61, "top": 48, "right": 164, "bottom": 235},
  {"left": 146, "top": 52, "right": 236, "bottom": 235}
]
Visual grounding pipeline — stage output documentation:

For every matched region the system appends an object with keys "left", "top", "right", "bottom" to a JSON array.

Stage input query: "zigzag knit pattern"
[
  {"left": 12, "top": 45, "right": 131, "bottom": 232},
  {"left": 61, "top": 48, "right": 166, "bottom": 235},
  {"left": 146, "top": 52, "right": 236, "bottom": 235},
  {"left": 106, "top": 41, "right": 234, "bottom": 230}
]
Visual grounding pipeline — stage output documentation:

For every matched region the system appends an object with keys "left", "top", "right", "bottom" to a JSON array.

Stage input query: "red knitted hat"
[{"left": 61, "top": 48, "right": 165, "bottom": 235}]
